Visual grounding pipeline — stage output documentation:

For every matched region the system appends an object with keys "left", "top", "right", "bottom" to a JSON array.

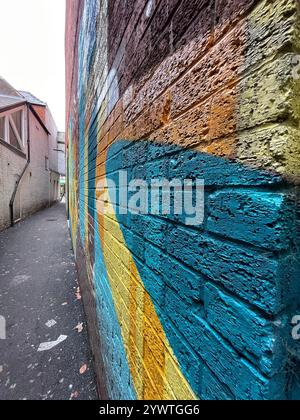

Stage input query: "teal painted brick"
[
  {"left": 123, "top": 141, "right": 149, "bottom": 167},
  {"left": 127, "top": 230, "right": 146, "bottom": 262},
  {"left": 207, "top": 189, "right": 296, "bottom": 251},
  {"left": 204, "top": 283, "right": 287, "bottom": 376},
  {"left": 145, "top": 243, "right": 204, "bottom": 304},
  {"left": 144, "top": 217, "right": 169, "bottom": 249},
  {"left": 135, "top": 262, "right": 166, "bottom": 307},
  {"left": 164, "top": 259, "right": 204, "bottom": 305},
  {"left": 286, "top": 358, "right": 300, "bottom": 400},
  {"left": 201, "top": 366, "right": 234, "bottom": 400},
  {"left": 165, "top": 225, "right": 283, "bottom": 314},
  {"left": 161, "top": 313, "right": 203, "bottom": 398},
  {"left": 130, "top": 214, "right": 169, "bottom": 249},
  {"left": 170, "top": 311, "right": 286, "bottom": 400},
  {"left": 163, "top": 292, "right": 286, "bottom": 399},
  {"left": 197, "top": 319, "right": 286, "bottom": 400},
  {"left": 168, "top": 151, "right": 282, "bottom": 187},
  {"left": 164, "top": 284, "right": 203, "bottom": 321}
]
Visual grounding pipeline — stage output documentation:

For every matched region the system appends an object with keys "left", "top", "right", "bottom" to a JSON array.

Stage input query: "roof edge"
[{"left": 29, "top": 105, "right": 51, "bottom": 135}]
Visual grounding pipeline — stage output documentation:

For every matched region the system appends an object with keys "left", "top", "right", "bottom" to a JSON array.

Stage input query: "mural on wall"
[{"left": 66, "top": 0, "right": 300, "bottom": 400}]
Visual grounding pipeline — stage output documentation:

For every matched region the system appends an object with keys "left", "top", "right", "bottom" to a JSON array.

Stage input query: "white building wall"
[
  {"left": 45, "top": 106, "right": 59, "bottom": 174},
  {"left": 57, "top": 132, "right": 66, "bottom": 176},
  {"left": 0, "top": 106, "right": 59, "bottom": 231},
  {"left": 0, "top": 141, "right": 27, "bottom": 230}
]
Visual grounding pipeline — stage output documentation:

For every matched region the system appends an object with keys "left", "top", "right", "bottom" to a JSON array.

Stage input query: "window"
[
  {"left": 9, "top": 122, "right": 20, "bottom": 149},
  {"left": 0, "top": 107, "right": 25, "bottom": 151},
  {"left": 11, "top": 110, "right": 23, "bottom": 135},
  {"left": 0, "top": 117, "right": 5, "bottom": 141}
]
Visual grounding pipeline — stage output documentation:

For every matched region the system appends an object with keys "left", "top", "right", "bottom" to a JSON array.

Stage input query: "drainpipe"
[{"left": 9, "top": 105, "right": 31, "bottom": 227}]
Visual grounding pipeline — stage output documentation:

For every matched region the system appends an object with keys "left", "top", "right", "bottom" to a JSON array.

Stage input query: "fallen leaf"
[
  {"left": 70, "top": 391, "right": 79, "bottom": 400},
  {"left": 76, "top": 287, "right": 82, "bottom": 300},
  {"left": 74, "top": 323, "right": 83, "bottom": 333},
  {"left": 79, "top": 364, "right": 87, "bottom": 375}
]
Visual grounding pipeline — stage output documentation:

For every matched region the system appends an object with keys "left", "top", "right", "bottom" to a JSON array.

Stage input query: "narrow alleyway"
[{"left": 0, "top": 203, "right": 98, "bottom": 400}]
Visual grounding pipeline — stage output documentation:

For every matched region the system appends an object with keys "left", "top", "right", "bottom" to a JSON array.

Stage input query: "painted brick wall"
[{"left": 66, "top": 0, "right": 300, "bottom": 400}]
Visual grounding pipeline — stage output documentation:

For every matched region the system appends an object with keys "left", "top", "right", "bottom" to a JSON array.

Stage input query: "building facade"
[
  {"left": 66, "top": 0, "right": 300, "bottom": 400},
  {"left": 0, "top": 78, "right": 65, "bottom": 231}
]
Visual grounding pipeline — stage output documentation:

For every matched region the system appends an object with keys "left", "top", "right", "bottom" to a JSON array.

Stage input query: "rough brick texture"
[{"left": 66, "top": 0, "right": 300, "bottom": 400}]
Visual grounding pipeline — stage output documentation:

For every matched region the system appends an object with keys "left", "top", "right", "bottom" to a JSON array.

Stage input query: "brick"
[
  {"left": 207, "top": 189, "right": 297, "bottom": 251},
  {"left": 160, "top": 308, "right": 203, "bottom": 397},
  {"left": 125, "top": 0, "right": 300, "bottom": 129},
  {"left": 165, "top": 310, "right": 286, "bottom": 400},
  {"left": 204, "top": 283, "right": 287, "bottom": 376},
  {"left": 201, "top": 366, "right": 234, "bottom": 400},
  {"left": 214, "top": 0, "right": 258, "bottom": 40},
  {"left": 167, "top": 147, "right": 281, "bottom": 187},
  {"left": 145, "top": 243, "right": 204, "bottom": 304},
  {"left": 235, "top": 125, "right": 300, "bottom": 182},
  {"left": 165, "top": 225, "right": 284, "bottom": 314},
  {"left": 66, "top": 0, "right": 300, "bottom": 401}
]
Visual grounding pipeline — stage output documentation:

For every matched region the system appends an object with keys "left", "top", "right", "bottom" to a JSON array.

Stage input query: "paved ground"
[{"left": 0, "top": 202, "right": 98, "bottom": 400}]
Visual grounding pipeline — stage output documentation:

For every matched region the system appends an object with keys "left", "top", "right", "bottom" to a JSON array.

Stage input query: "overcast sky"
[{"left": 0, "top": 0, "right": 66, "bottom": 131}]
